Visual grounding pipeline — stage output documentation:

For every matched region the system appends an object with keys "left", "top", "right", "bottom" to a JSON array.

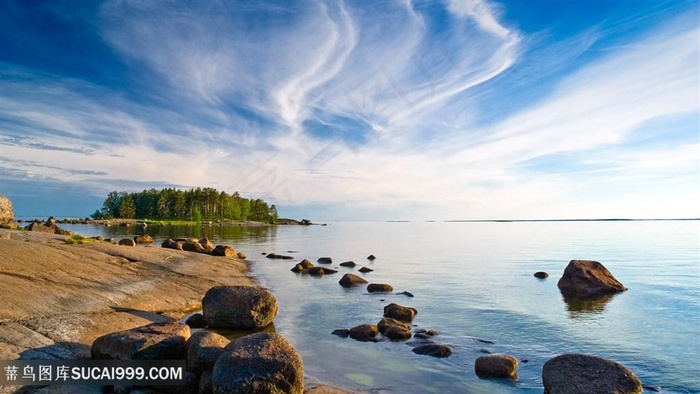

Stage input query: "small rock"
[
  {"left": 331, "top": 329, "right": 350, "bottom": 337},
  {"left": 181, "top": 238, "right": 208, "bottom": 254},
  {"left": 339, "top": 273, "right": 368, "bottom": 288},
  {"left": 298, "top": 259, "right": 315, "bottom": 269},
  {"left": 339, "top": 261, "right": 357, "bottom": 267},
  {"left": 377, "top": 318, "right": 411, "bottom": 341},
  {"left": 212, "top": 245, "right": 237, "bottom": 257},
  {"left": 475, "top": 354, "right": 518, "bottom": 379},
  {"left": 348, "top": 324, "right": 379, "bottom": 342},
  {"left": 367, "top": 254, "right": 376, "bottom": 261},
  {"left": 317, "top": 257, "right": 333, "bottom": 264},
  {"left": 198, "top": 237, "right": 215, "bottom": 252},
  {"left": 358, "top": 266, "right": 374, "bottom": 273},
  {"left": 368, "top": 283, "right": 393, "bottom": 293},
  {"left": 534, "top": 271, "right": 549, "bottom": 279},
  {"left": 267, "top": 253, "right": 294, "bottom": 259},
  {"left": 118, "top": 238, "right": 136, "bottom": 247},
  {"left": 412, "top": 344, "right": 451, "bottom": 358},
  {"left": 185, "top": 313, "right": 206, "bottom": 328},
  {"left": 237, "top": 252, "right": 247, "bottom": 259},
  {"left": 542, "top": 353, "right": 643, "bottom": 394},
  {"left": 383, "top": 303, "right": 417, "bottom": 323},
  {"left": 291, "top": 264, "right": 304, "bottom": 273},
  {"left": 397, "top": 291, "right": 414, "bottom": 297},
  {"left": 162, "top": 238, "right": 183, "bottom": 250},
  {"left": 133, "top": 234, "right": 153, "bottom": 244}
]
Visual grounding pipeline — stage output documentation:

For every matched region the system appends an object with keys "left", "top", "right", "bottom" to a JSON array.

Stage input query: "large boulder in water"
[
  {"left": 339, "top": 273, "right": 368, "bottom": 288},
  {"left": 202, "top": 285, "right": 278, "bottom": 330},
  {"left": 383, "top": 303, "right": 417, "bottom": 323},
  {"left": 212, "top": 332, "right": 303, "bottom": 394},
  {"left": 91, "top": 321, "right": 190, "bottom": 360},
  {"left": 542, "top": 353, "right": 642, "bottom": 394},
  {"left": 0, "top": 195, "right": 18, "bottom": 229},
  {"left": 558, "top": 260, "right": 627, "bottom": 299}
]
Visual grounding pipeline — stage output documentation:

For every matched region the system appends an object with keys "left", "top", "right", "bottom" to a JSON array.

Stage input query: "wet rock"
[
  {"left": 91, "top": 321, "right": 190, "bottom": 360},
  {"left": 348, "top": 324, "right": 379, "bottom": 342},
  {"left": 542, "top": 353, "right": 642, "bottom": 394},
  {"left": 358, "top": 266, "right": 374, "bottom": 273},
  {"left": 377, "top": 318, "right": 412, "bottom": 341},
  {"left": 367, "top": 255, "right": 376, "bottom": 261},
  {"left": 212, "top": 245, "right": 237, "bottom": 257},
  {"left": 161, "top": 238, "right": 183, "bottom": 250},
  {"left": 202, "top": 285, "right": 278, "bottom": 330},
  {"left": 212, "top": 332, "right": 303, "bottom": 394},
  {"left": 475, "top": 354, "right": 519, "bottom": 379},
  {"left": 397, "top": 291, "right": 414, "bottom": 297},
  {"left": 558, "top": 260, "right": 627, "bottom": 299},
  {"left": 0, "top": 195, "right": 18, "bottom": 229},
  {"left": 307, "top": 266, "right": 327, "bottom": 276},
  {"left": 534, "top": 271, "right": 549, "bottom": 279},
  {"left": 383, "top": 303, "right": 417, "bottom": 323},
  {"left": 186, "top": 331, "right": 229, "bottom": 374},
  {"left": 339, "top": 261, "right": 356, "bottom": 267},
  {"left": 236, "top": 252, "right": 246, "bottom": 259},
  {"left": 412, "top": 344, "right": 452, "bottom": 358},
  {"left": 185, "top": 313, "right": 206, "bottom": 328},
  {"left": 331, "top": 329, "right": 350, "bottom": 337},
  {"left": 317, "top": 257, "right": 333, "bottom": 264},
  {"left": 298, "top": 259, "right": 315, "bottom": 269},
  {"left": 134, "top": 234, "right": 153, "bottom": 244},
  {"left": 118, "top": 238, "right": 136, "bottom": 247},
  {"left": 339, "top": 273, "right": 368, "bottom": 288},
  {"left": 367, "top": 283, "right": 393, "bottom": 293},
  {"left": 291, "top": 264, "right": 304, "bottom": 273}
]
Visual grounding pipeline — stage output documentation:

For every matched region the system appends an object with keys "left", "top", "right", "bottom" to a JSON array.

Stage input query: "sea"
[{"left": 58, "top": 220, "right": 700, "bottom": 394}]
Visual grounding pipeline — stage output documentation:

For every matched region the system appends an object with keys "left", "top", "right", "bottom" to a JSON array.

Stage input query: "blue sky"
[{"left": 1, "top": 0, "right": 698, "bottom": 220}]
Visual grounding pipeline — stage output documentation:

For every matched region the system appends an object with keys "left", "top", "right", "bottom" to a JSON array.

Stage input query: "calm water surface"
[{"left": 65, "top": 220, "right": 700, "bottom": 393}]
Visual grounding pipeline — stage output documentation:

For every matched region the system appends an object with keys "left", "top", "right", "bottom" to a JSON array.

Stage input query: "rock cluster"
[
  {"left": 24, "top": 216, "right": 72, "bottom": 235},
  {"left": 162, "top": 237, "right": 245, "bottom": 259}
]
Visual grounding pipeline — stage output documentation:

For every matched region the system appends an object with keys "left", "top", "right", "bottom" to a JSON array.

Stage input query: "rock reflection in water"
[{"left": 563, "top": 293, "right": 614, "bottom": 317}]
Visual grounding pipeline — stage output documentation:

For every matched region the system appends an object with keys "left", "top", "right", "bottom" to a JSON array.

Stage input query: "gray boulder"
[
  {"left": 558, "top": 260, "right": 627, "bottom": 299},
  {"left": 542, "top": 353, "right": 642, "bottom": 394},
  {"left": 475, "top": 354, "right": 518, "bottom": 379},
  {"left": 186, "top": 331, "right": 229, "bottom": 374},
  {"left": 212, "top": 332, "right": 303, "bottom": 394},
  {"left": 202, "top": 286, "right": 278, "bottom": 330},
  {"left": 91, "top": 321, "right": 190, "bottom": 360}
]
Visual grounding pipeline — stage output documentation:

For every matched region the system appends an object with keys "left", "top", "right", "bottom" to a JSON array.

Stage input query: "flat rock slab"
[
  {"left": 542, "top": 353, "right": 642, "bottom": 394},
  {"left": 91, "top": 321, "right": 190, "bottom": 360}
]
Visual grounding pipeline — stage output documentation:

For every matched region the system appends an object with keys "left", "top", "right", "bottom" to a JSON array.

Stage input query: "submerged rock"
[
  {"left": 266, "top": 253, "right": 294, "bottom": 260},
  {"left": 367, "top": 283, "right": 393, "bottom": 293},
  {"left": 91, "top": 321, "right": 190, "bottom": 360},
  {"left": 202, "top": 285, "right": 278, "bottom": 330},
  {"left": 475, "top": 354, "right": 519, "bottom": 379},
  {"left": 317, "top": 257, "right": 333, "bottom": 264},
  {"left": 340, "top": 261, "right": 357, "bottom": 267},
  {"left": 412, "top": 344, "right": 451, "bottom": 358},
  {"left": 377, "top": 318, "right": 412, "bottom": 341},
  {"left": 542, "top": 353, "right": 642, "bottom": 394},
  {"left": 331, "top": 329, "right": 350, "bottom": 337},
  {"left": 358, "top": 266, "right": 374, "bottom": 273},
  {"left": 367, "top": 254, "right": 376, "bottom": 261},
  {"left": 534, "top": 271, "right": 549, "bottom": 279},
  {"left": 212, "top": 332, "right": 303, "bottom": 394},
  {"left": 558, "top": 260, "right": 627, "bottom": 299}
]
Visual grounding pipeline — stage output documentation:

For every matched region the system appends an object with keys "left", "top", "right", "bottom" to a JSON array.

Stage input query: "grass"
[{"left": 65, "top": 234, "right": 100, "bottom": 245}]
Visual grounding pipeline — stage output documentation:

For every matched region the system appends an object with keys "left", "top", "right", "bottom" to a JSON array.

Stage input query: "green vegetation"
[
  {"left": 65, "top": 234, "right": 99, "bottom": 244},
  {"left": 92, "top": 187, "right": 279, "bottom": 223}
]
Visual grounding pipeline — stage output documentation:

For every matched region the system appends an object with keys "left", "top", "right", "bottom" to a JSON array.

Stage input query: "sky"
[{"left": 0, "top": 0, "right": 698, "bottom": 221}]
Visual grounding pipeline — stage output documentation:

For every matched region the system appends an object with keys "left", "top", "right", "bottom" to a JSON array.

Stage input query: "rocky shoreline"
[{"left": 0, "top": 229, "right": 357, "bottom": 394}]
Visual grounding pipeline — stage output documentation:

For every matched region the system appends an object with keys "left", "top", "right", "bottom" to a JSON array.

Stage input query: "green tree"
[{"left": 119, "top": 195, "right": 136, "bottom": 218}]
